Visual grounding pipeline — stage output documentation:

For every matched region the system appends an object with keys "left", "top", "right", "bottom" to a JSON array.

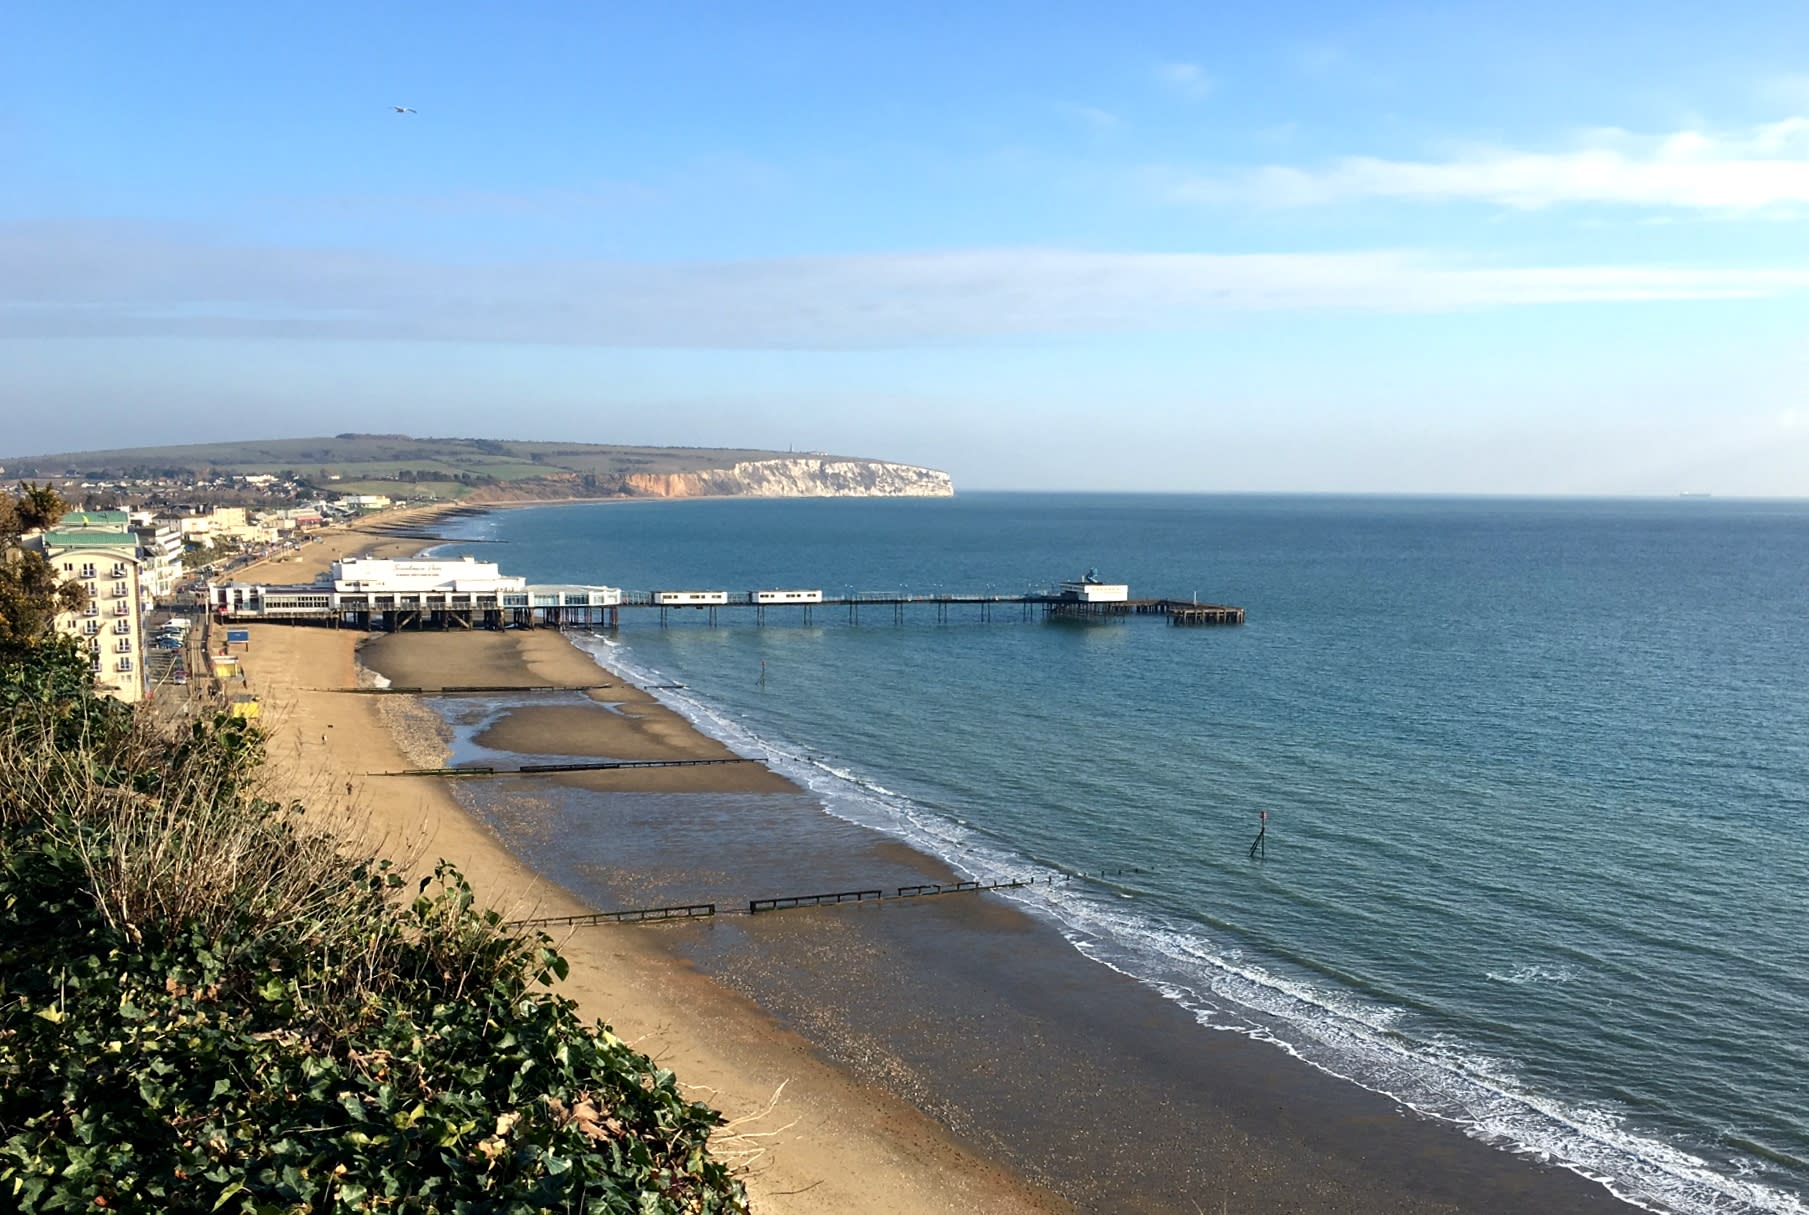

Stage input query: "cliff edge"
[
  {"left": 624, "top": 457, "right": 953, "bottom": 499},
  {"left": 469, "top": 457, "right": 954, "bottom": 503}
]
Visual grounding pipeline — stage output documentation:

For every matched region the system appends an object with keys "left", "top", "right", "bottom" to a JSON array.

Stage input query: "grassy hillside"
[{"left": 1, "top": 435, "right": 837, "bottom": 488}]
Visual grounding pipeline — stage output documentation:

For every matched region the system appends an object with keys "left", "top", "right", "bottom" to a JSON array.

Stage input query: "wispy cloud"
[
  {"left": 4, "top": 221, "right": 1807, "bottom": 348},
  {"left": 1155, "top": 62, "right": 1213, "bottom": 101},
  {"left": 1760, "top": 75, "right": 1809, "bottom": 110},
  {"left": 1170, "top": 118, "right": 1809, "bottom": 211},
  {"left": 1055, "top": 102, "right": 1121, "bottom": 133}
]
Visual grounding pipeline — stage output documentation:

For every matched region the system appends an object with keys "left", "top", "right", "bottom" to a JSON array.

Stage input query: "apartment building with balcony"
[{"left": 37, "top": 512, "right": 147, "bottom": 703}]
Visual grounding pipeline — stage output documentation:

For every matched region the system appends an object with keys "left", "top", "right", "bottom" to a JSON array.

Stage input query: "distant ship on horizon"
[{"left": 1678, "top": 491, "right": 1713, "bottom": 498}]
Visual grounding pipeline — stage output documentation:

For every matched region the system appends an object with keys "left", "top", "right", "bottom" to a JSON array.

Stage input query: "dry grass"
[{"left": 0, "top": 691, "right": 520, "bottom": 1016}]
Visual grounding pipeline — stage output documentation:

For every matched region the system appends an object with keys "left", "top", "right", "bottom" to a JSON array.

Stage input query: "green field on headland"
[{"left": 0, "top": 435, "right": 831, "bottom": 500}]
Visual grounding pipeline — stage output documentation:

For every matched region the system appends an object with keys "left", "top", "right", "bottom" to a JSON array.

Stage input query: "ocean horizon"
[{"left": 428, "top": 491, "right": 1809, "bottom": 1215}]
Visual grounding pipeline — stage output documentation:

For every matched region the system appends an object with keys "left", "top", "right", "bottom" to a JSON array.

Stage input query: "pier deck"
[
  {"left": 207, "top": 562, "right": 1244, "bottom": 631},
  {"left": 625, "top": 592, "right": 1244, "bottom": 628},
  {"left": 211, "top": 590, "right": 1245, "bottom": 630}
]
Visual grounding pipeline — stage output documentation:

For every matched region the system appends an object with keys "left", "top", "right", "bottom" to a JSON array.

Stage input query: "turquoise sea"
[{"left": 432, "top": 493, "right": 1809, "bottom": 1214}]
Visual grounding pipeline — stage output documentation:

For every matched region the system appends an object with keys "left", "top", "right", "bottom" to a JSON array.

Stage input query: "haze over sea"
[{"left": 434, "top": 493, "right": 1809, "bottom": 1214}]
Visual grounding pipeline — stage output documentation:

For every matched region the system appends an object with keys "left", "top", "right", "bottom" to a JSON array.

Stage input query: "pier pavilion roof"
[{"left": 330, "top": 556, "right": 525, "bottom": 594}]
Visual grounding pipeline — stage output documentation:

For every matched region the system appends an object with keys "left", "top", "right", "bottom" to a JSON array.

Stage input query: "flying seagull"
[{"left": 392, "top": 105, "right": 416, "bottom": 113}]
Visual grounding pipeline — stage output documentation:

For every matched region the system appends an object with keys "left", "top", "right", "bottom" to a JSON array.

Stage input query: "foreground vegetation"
[{"left": 0, "top": 491, "right": 748, "bottom": 1211}]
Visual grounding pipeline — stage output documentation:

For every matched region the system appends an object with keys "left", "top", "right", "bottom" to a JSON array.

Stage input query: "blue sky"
[{"left": 4, "top": 2, "right": 1808, "bottom": 493}]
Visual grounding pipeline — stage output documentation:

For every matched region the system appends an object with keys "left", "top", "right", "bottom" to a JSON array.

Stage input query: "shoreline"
[
  {"left": 490, "top": 632, "right": 1646, "bottom": 1214},
  {"left": 231, "top": 502, "right": 472, "bottom": 583},
  {"left": 231, "top": 629, "right": 1063, "bottom": 1214},
  {"left": 230, "top": 504, "right": 1645, "bottom": 1213}
]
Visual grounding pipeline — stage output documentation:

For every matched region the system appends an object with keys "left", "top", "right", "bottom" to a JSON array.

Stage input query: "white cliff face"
[
  {"left": 725, "top": 458, "right": 954, "bottom": 497},
  {"left": 621, "top": 459, "right": 954, "bottom": 499}
]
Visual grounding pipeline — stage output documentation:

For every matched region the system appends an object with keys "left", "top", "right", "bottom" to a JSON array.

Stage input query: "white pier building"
[
  {"left": 1057, "top": 570, "right": 1129, "bottom": 602},
  {"left": 209, "top": 557, "right": 621, "bottom": 629}
]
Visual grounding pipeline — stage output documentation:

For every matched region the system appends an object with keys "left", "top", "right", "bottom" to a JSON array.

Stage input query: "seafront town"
[{"left": 17, "top": 495, "right": 413, "bottom": 704}]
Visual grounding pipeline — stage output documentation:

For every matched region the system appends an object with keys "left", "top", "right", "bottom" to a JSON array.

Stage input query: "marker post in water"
[{"left": 1249, "top": 810, "right": 1267, "bottom": 860}]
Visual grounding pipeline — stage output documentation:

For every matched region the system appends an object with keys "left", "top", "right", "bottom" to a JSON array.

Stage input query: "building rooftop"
[
  {"left": 59, "top": 511, "right": 130, "bottom": 527},
  {"left": 43, "top": 532, "right": 140, "bottom": 550}
]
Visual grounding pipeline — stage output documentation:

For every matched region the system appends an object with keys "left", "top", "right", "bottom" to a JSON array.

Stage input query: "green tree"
[
  {"left": 14, "top": 482, "right": 67, "bottom": 533},
  {"left": 0, "top": 484, "right": 89, "bottom": 658}
]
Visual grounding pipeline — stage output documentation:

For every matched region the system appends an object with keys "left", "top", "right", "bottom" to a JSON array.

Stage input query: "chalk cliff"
[
  {"left": 467, "top": 458, "right": 954, "bottom": 503},
  {"left": 622, "top": 458, "right": 953, "bottom": 499}
]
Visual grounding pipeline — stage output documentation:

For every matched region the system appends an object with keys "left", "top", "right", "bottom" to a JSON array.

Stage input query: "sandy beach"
[
  {"left": 210, "top": 506, "right": 1639, "bottom": 1213},
  {"left": 233, "top": 503, "right": 471, "bottom": 584},
  {"left": 228, "top": 620, "right": 1063, "bottom": 1215}
]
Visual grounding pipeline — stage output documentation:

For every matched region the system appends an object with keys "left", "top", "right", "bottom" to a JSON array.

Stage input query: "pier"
[
  {"left": 628, "top": 590, "right": 1243, "bottom": 627},
  {"left": 1044, "top": 597, "right": 1246, "bottom": 626},
  {"left": 209, "top": 559, "right": 1244, "bottom": 631}
]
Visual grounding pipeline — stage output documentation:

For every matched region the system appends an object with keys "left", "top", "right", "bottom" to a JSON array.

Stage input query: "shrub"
[{"left": 0, "top": 645, "right": 746, "bottom": 1214}]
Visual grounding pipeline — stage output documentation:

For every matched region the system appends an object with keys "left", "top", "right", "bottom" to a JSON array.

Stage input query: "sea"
[{"left": 428, "top": 493, "right": 1809, "bottom": 1214}]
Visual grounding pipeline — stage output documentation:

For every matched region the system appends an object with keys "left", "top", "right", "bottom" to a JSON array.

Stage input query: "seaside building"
[
  {"left": 331, "top": 557, "right": 525, "bottom": 593},
  {"left": 1058, "top": 570, "right": 1129, "bottom": 603},
  {"left": 209, "top": 556, "right": 620, "bottom": 629},
  {"left": 33, "top": 511, "right": 148, "bottom": 703},
  {"left": 178, "top": 505, "right": 281, "bottom": 551},
  {"left": 176, "top": 514, "right": 211, "bottom": 545},
  {"left": 130, "top": 515, "right": 185, "bottom": 605}
]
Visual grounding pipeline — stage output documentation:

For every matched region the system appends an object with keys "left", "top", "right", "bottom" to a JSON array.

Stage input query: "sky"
[{"left": 4, "top": 2, "right": 1808, "bottom": 494}]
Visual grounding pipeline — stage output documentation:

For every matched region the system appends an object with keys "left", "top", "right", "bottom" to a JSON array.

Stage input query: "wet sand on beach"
[
  {"left": 360, "top": 631, "right": 1633, "bottom": 1214},
  {"left": 365, "top": 630, "right": 796, "bottom": 793},
  {"left": 231, "top": 622, "right": 1064, "bottom": 1215},
  {"left": 448, "top": 699, "right": 1642, "bottom": 1215}
]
